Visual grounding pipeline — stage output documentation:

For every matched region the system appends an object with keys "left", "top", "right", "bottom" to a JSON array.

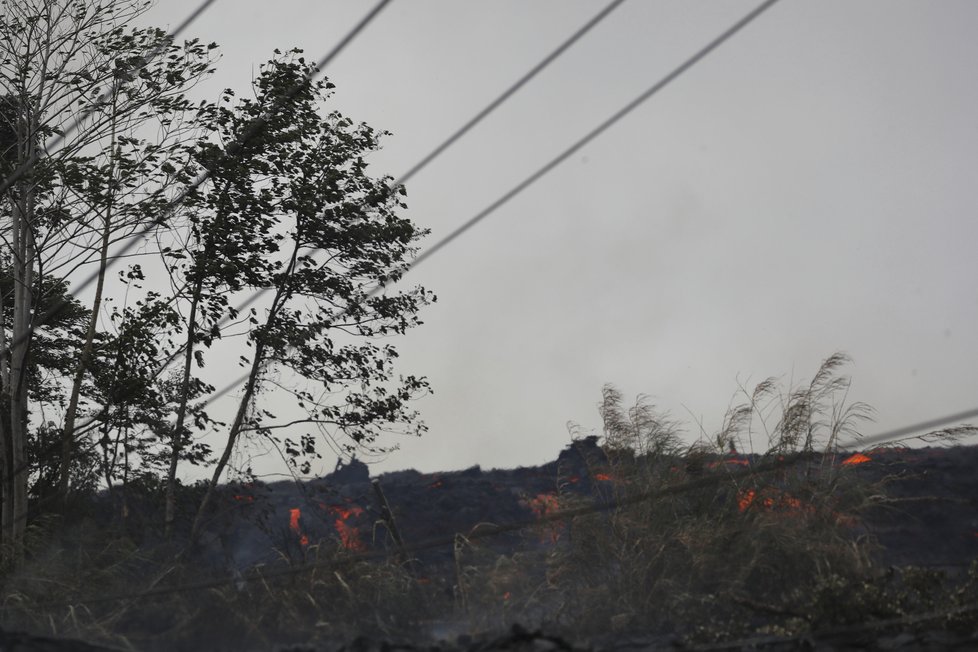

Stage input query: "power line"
[
  {"left": 0, "top": 0, "right": 393, "bottom": 360},
  {"left": 199, "top": 0, "right": 783, "bottom": 417},
  {"left": 148, "top": 0, "right": 629, "bottom": 394},
  {"left": 409, "top": 0, "right": 782, "bottom": 271},
  {"left": 394, "top": 0, "right": 628, "bottom": 188},
  {"left": 843, "top": 407, "right": 978, "bottom": 448}
]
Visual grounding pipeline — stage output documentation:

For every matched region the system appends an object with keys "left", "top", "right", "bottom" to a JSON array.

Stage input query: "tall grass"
[{"left": 1, "top": 353, "right": 975, "bottom": 649}]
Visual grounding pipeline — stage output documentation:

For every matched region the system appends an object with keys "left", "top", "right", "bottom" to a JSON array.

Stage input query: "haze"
[{"left": 130, "top": 0, "right": 978, "bottom": 477}]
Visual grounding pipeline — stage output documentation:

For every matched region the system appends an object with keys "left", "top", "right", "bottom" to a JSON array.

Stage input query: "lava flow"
[
  {"left": 842, "top": 452, "right": 872, "bottom": 466},
  {"left": 709, "top": 455, "right": 751, "bottom": 469},
  {"left": 737, "top": 488, "right": 812, "bottom": 516},
  {"left": 526, "top": 492, "right": 564, "bottom": 543},
  {"left": 323, "top": 503, "right": 366, "bottom": 551},
  {"left": 289, "top": 508, "right": 310, "bottom": 547}
]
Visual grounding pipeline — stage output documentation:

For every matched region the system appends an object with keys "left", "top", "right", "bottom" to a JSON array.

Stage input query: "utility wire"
[
  {"left": 842, "top": 407, "right": 978, "bottom": 448},
  {"left": 200, "top": 0, "right": 783, "bottom": 413},
  {"left": 161, "top": 0, "right": 630, "bottom": 375},
  {"left": 0, "top": 0, "right": 393, "bottom": 360},
  {"left": 410, "top": 0, "right": 782, "bottom": 270},
  {"left": 394, "top": 0, "right": 628, "bottom": 188}
]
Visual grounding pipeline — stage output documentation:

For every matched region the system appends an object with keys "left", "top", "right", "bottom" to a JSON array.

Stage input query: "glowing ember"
[
  {"left": 526, "top": 493, "right": 563, "bottom": 543},
  {"left": 528, "top": 493, "right": 559, "bottom": 516},
  {"left": 842, "top": 452, "right": 872, "bottom": 466},
  {"left": 325, "top": 504, "right": 365, "bottom": 551},
  {"left": 593, "top": 473, "right": 612, "bottom": 482},
  {"left": 737, "top": 488, "right": 810, "bottom": 515},
  {"left": 738, "top": 489, "right": 756, "bottom": 512},
  {"left": 289, "top": 508, "right": 310, "bottom": 547},
  {"left": 708, "top": 456, "right": 750, "bottom": 469}
]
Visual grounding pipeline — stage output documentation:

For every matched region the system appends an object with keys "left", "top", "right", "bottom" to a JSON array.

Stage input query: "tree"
[
  {"left": 0, "top": 0, "right": 215, "bottom": 556},
  {"left": 0, "top": 3, "right": 434, "bottom": 557},
  {"left": 0, "top": 257, "right": 90, "bottom": 502},
  {"left": 187, "top": 51, "right": 433, "bottom": 538}
]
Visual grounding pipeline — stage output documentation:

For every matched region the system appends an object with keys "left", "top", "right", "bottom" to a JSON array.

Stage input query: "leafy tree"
[
  {"left": 188, "top": 51, "right": 434, "bottom": 538},
  {"left": 0, "top": 258, "right": 89, "bottom": 506},
  {"left": 0, "top": 0, "right": 216, "bottom": 556}
]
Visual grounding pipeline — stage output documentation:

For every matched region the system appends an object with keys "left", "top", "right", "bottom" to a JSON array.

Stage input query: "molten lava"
[
  {"left": 737, "top": 488, "right": 810, "bottom": 515},
  {"left": 289, "top": 508, "right": 310, "bottom": 547},
  {"left": 324, "top": 504, "right": 365, "bottom": 551},
  {"left": 526, "top": 492, "right": 563, "bottom": 543},
  {"left": 593, "top": 473, "right": 612, "bottom": 482},
  {"left": 737, "top": 489, "right": 757, "bottom": 512},
  {"left": 709, "top": 455, "right": 751, "bottom": 469},
  {"left": 842, "top": 452, "right": 872, "bottom": 466}
]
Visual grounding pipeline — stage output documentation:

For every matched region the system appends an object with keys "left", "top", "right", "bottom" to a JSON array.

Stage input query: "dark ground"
[{"left": 6, "top": 443, "right": 978, "bottom": 651}]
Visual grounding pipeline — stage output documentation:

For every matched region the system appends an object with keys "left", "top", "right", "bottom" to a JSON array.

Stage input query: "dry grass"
[{"left": 2, "top": 353, "right": 976, "bottom": 649}]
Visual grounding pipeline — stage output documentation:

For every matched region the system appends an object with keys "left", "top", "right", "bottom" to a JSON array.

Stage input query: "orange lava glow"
[
  {"left": 737, "top": 489, "right": 757, "bottom": 512},
  {"left": 842, "top": 452, "right": 872, "bottom": 466},
  {"left": 709, "top": 456, "right": 751, "bottom": 469},
  {"left": 527, "top": 493, "right": 564, "bottom": 543},
  {"left": 289, "top": 508, "right": 309, "bottom": 547},
  {"left": 334, "top": 520, "right": 364, "bottom": 551},
  {"left": 737, "top": 488, "right": 811, "bottom": 516},
  {"left": 593, "top": 473, "right": 612, "bottom": 481},
  {"left": 326, "top": 504, "right": 365, "bottom": 551}
]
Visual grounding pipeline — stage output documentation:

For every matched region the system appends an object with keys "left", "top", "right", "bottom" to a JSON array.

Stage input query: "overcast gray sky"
[{"left": 132, "top": 0, "right": 978, "bottom": 477}]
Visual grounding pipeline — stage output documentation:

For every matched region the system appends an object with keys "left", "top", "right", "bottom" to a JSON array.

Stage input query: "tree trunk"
[
  {"left": 58, "top": 94, "right": 118, "bottom": 502},
  {"left": 7, "top": 185, "right": 34, "bottom": 560},
  {"left": 164, "top": 175, "right": 232, "bottom": 536},
  {"left": 188, "top": 331, "right": 268, "bottom": 542},
  {"left": 188, "top": 270, "right": 296, "bottom": 541},
  {"left": 189, "top": 231, "right": 304, "bottom": 542},
  {"left": 164, "top": 273, "right": 204, "bottom": 536},
  {"left": 0, "top": 271, "right": 11, "bottom": 550}
]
